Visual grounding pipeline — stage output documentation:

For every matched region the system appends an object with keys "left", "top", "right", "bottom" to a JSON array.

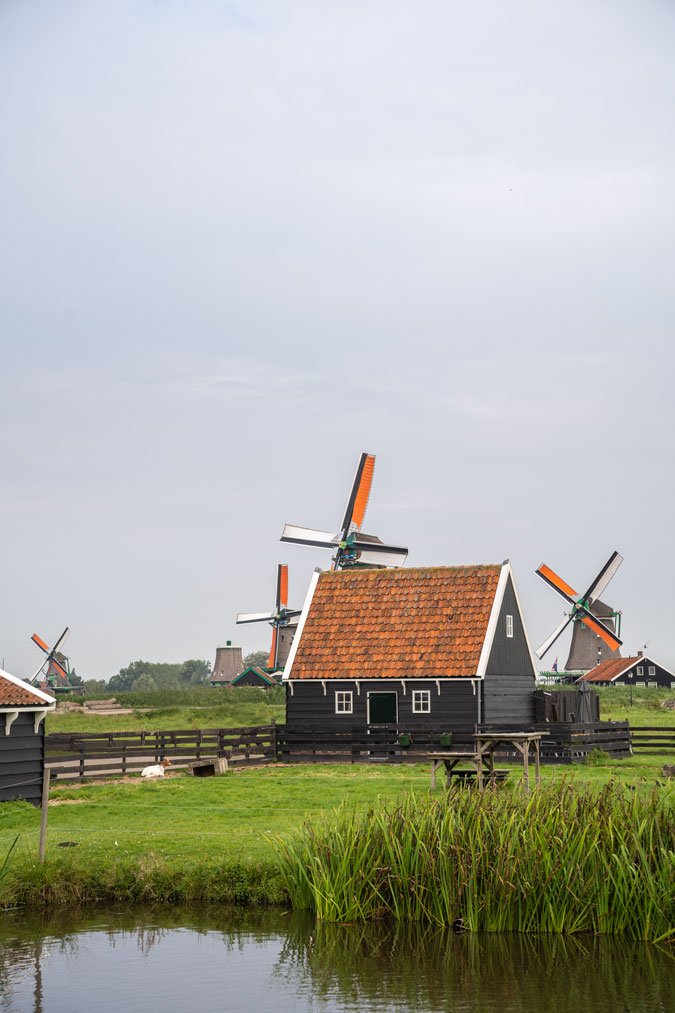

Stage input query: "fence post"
[
  {"left": 271, "top": 719, "right": 277, "bottom": 760},
  {"left": 38, "top": 768, "right": 51, "bottom": 862}
]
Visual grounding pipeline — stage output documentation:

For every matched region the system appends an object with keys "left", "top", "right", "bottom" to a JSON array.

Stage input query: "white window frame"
[
  {"left": 648, "top": 681, "right": 658, "bottom": 688},
  {"left": 637, "top": 666, "right": 644, "bottom": 678},
  {"left": 649, "top": 666, "right": 656, "bottom": 678},
  {"left": 505, "top": 614, "right": 513, "bottom": 638},
  {"left": 335, "top": 691, "right": 353, "bottom": 715},
  {"left": 412, "top": 689, "right": 431, "bottom": 714},
  {"left": 636, "top": 681, "right": 645, "bottom": 688}
]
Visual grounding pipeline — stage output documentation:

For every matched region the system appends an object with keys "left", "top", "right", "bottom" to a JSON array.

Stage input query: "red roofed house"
[
  {"left": 282, "top": 562, "right": 537, "bottom": 746},
  {"left": 578, "top": 653, "right": 675, "bottom": 689},
  {"left": 0, "top": 668, "right": 56, "bottom": 804}
]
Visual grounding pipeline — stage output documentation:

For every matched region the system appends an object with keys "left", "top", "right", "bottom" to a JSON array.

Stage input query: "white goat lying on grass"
[{"left": 141, "top": 759, "right": 171, "bottom": 778}]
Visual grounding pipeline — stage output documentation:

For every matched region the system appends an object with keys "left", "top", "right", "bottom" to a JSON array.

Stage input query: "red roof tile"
[
  {"left": 290, "top": 565, "right": 502, "bottom": 680},
  {"left": 0, "top": 671, "right": 55, "bottom": 707},
  {"left": 581, "top": 657, "right": 640, "bottom": 683}
]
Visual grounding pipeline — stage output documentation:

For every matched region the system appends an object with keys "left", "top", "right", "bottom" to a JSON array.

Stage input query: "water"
[{"left": 1, "top": 906, "right": 673, "bottom": 1013}]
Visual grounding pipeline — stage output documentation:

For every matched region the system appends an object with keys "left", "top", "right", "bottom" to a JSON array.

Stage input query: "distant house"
[
  {"left": 283, "top": 562, "right": 537, "bottom": 735},
  {"left": 578, "top": 654, "right": 675, "bottom": 689},
  {"left": 0, "top": 669, "right": 55, "bottom": 805},
  {"left": 209, "top": 642, "right": 244, "bottom": 687},
  {"left": 228, "top": 666, "right": 279, "bottom": 689}
]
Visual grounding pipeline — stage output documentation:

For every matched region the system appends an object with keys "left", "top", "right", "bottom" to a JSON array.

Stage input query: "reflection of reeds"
[
  {"left": 273, "top": 919, "right": 675, "bottom": 1013},
  {"left": 274, "top": 781, "right": 675, "bottom": 939}
]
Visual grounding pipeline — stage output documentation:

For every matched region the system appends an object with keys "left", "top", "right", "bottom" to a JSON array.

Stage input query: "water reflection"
[{"left": 0, "top": 907, "right": 673, "bottom": 1012}]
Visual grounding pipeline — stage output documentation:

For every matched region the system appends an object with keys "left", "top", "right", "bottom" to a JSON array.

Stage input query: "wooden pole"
[{"left": 38, "top": 768, "right": 50, "bottom": 863}]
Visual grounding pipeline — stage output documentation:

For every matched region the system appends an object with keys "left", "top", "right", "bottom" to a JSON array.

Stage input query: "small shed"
[
  {"left": 578, "top": 654, "right": 675, "bottom": 689},
  {"left": 0, "top": 669, "right": 55, "bottom": 805},
  {"left": 228, "top": 666, "right": 279, "bottom": 689}
]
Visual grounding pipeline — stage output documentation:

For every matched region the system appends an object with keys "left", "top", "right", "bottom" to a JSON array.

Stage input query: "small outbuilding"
[
  {"left": 0, "top": 669, "right": 56, "bottom": 805},
  {"left": 228, "top": 666, "right": 279, "bottom": 689},
  {"left": 283, "top": 562, "right": 537, "bottom": 736},
  {"left": 578, "top": 654, "right": 675, "bottom": 689}
]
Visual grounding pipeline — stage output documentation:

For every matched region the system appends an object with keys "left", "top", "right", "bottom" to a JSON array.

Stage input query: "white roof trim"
[
  {"left": 282, "top": 569, "right": 322, "bottom": 682},
  {"left": 475, "top": 563, "right": 509, "bottom": 678},
  {"left": 0, "top": 668, "right": 56, "bottom": 707}
]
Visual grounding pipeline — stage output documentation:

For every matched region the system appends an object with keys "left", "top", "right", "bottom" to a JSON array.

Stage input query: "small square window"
[
  {"left": 412, "top": 690, "right": 431, "bottom": 714},
  {"left": 335, "top": 691, "right": 353, "bottom": 714},
  {"left": 505, "top": 615, "right": 514, "bottom": 638},
  {"left": 637, "top": 666, "right": 644, "bottom": 678},
  {"left": 636, "top": 682, "right": 645, "bottom": 688},
  {"left": 649, "top": 666, "right": 656, "bottom": 677}
]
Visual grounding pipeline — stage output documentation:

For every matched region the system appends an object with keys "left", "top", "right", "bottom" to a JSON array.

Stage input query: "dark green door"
[{"left": 369, "top": 692, "right": 398, "bottom": 724}]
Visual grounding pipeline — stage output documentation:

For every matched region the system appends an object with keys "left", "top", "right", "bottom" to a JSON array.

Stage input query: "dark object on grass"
[{"left": 57, "top": 841, "right": 79, "bottom": 848}]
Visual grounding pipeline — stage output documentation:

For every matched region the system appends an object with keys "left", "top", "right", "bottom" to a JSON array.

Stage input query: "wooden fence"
[
  {"left": 277, "top": 721, "right": 633, "bottom": 765},
  {"left": 45, "top": 724, "right": 277, "bottom": 780},
  {"left": 629, "top": 727, "right": 675, "bottom": 754}
]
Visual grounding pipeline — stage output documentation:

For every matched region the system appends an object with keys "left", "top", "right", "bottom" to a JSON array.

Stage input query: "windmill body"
[
  {"left": 281, "top": 452, "right": 408, "bottom": 570},
  {"left": 564, "top": 598, "right": 622, "bottom": 671},
  {"left": 534, "top": 551, "right": 623, "bottom": 669},
  {"left": 30, "top": 628, "right": 75, "bottom": 692}
]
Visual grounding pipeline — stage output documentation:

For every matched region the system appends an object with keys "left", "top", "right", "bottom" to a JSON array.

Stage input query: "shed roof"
[
  {"left": 580, "top": 655, "right": 675, "bottom": 683},
  {"left": 0, "top": 669, "right": 56, "bottom": 708},
  {"left": 286, "top": 564, "right": 504, "bottom": 680}
]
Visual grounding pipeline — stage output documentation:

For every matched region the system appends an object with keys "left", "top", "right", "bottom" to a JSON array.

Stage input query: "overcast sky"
[{"left": 2, "top": 0, "right": 674, "bottom": 681}]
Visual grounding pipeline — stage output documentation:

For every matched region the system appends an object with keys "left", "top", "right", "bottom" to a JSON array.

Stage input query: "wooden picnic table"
[
  {"left": 473, "top": 731, "right": 548, "bottom": 790},
  {"left": 428, "top": 750, "right": 494, "bottom": 790},
  {"left": 429, "top": 731, "right": 548, "bottom": 791}
]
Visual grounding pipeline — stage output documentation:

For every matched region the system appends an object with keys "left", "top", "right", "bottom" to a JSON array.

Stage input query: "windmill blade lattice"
[
  {"left": 30, "top": 627, "right": 71, "bottom": 684},
  {"left": 534, "top": 551, "right": 623, "bottom": 661},
  {"left": 236, "top": 564, "right": 301, "bottom": 670},
  {"left": 280, "top": 452, "right": 408, "bottom": 570}
]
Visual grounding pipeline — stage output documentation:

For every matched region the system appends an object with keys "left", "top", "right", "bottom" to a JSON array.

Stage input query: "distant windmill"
[
  {"left": 236, "top": 564, "right": 301, "bottom": 670},
  {"left": 281, "top": 452, "right": 408, "bottom": 569},
  {"left": 535, "top": 551, "right": 623, "bottom": 666},
  {"left": 30, "top": 628, "right": 71, "bottom": 688}
]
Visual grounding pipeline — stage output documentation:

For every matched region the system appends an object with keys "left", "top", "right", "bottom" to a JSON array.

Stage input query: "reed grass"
[{"left": 274, "top": 781, "right": 675, "bottom": 940}]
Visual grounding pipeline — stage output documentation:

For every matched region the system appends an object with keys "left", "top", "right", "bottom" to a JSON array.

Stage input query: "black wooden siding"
[
  {"left": 482, "top": 574, "right": 536, "bottom": 725},
  {"left": 286, "top": 678, "right": 479, "bottom": 733},
  {"left": 0, "top": 712, "right": 45, "bottom": 805},
  {"left": 609, "top": 660, "right": 675, "bottom": 689}
]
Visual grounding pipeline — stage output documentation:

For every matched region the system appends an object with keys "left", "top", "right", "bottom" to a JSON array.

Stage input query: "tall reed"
[{"left": 274, "top": 781, "right": 675, "bottom": 940}]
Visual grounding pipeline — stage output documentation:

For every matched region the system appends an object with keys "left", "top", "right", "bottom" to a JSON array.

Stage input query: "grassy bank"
[
  {"left": 275, "top": 782, "right": 675, "bottom": 940},
  {"left": 1, "top": 754, "right": 672, "bottom": 920}
]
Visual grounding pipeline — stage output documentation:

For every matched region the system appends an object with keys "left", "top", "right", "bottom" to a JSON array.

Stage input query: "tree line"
[{"left": 82, "top": 652, "right": 269, "bottom": 694}]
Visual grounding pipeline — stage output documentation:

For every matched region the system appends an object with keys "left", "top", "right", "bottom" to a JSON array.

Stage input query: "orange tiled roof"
[
  {"left": 0, "top": 673, "right": 53, "bottom": 707},
  {"left": 290, "top": 564, "right": 502, "bottom": 680},
  {"left": 582, "top": 657, "right": 639, "bottom": 683}
]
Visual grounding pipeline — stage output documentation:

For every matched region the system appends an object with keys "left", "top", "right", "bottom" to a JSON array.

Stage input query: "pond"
[{"left": 1, "top": 906, "right": 673, "bottom": 1012}]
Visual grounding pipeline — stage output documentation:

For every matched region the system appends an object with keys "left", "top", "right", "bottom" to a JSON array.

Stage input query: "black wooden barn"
[
  {"left": 282, "top": 562, "right": 537, "bottom": 740},
  {"left": 580, "top": 653, "right": 675, "bottom": 689},
  {"left": 0, "top": 669, "right": 55, "bottom": 805}
]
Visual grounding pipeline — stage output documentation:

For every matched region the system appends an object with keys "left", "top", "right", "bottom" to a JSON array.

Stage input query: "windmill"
[
  {"left": 30, "top": 628, "right": 71, "bottom": 689},
  {"left": 280, "top": 452, "right": 408, "bottom": 570},
  {"left": 236, "top": 564, "right": 302, "bottom": 671},
  {"left": 534, "top": 551, "right": 623, "bottom": 668}
]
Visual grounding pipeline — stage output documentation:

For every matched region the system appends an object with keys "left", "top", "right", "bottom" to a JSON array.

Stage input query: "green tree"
[
  {"left": 244, "top": 650, "right": 269, "bottom": 670},
  {"left": 132, "top": 672, "right": 158, "bottom": 692},
  {"left": 181, "top": 659, "right": 211, "bottom": 685}
]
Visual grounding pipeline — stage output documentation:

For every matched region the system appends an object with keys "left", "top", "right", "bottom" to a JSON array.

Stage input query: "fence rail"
[
  {"left": 629, "top": 726, "right": 675, "bottom": 754},
  {"left": 45, "top": 724, "right": 277, "bottom": 779}
]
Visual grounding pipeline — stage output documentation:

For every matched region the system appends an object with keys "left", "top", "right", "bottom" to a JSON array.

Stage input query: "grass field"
[
  {"left": 45, "top": 686, "right": 285, "bottom": 733},
  {"left": 0, "top": 750, "right": 672, "bottom": 909}
]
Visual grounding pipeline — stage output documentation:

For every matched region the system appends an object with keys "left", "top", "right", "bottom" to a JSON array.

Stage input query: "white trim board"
[
  {"left": 0, "top": 668, "right": 56, "bottom": 706},
  {"left": 282, "top": 568, "right": 322, "bottom": 682}
]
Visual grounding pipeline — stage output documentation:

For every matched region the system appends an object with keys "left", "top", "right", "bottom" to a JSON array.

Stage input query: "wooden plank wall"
[
  {"left": 0, "top": 712, "right": 45, "bottom": 804},
  {"left": 45, "top": 724, "right": 277, "bottom": 780}
]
